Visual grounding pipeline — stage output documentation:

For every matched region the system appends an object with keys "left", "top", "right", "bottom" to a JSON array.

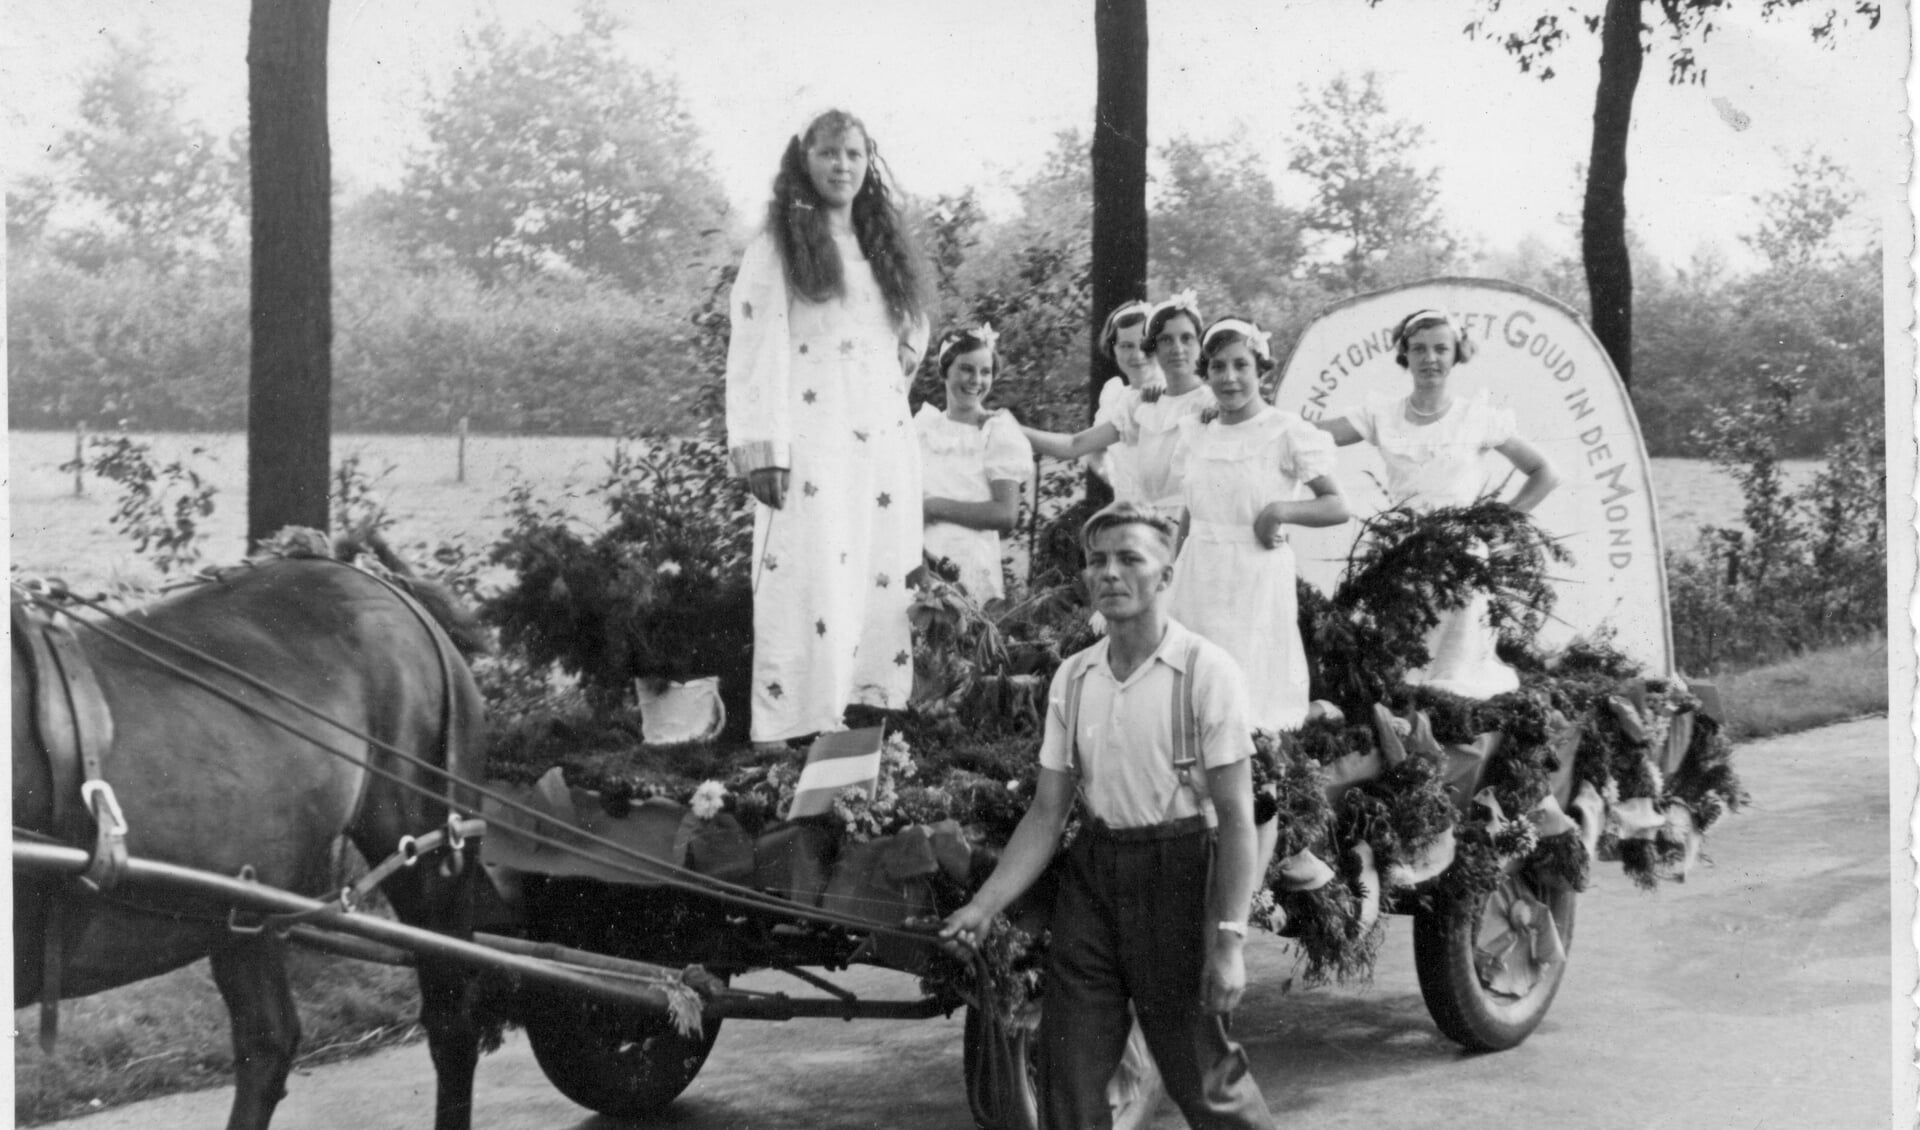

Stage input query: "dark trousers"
[{"left": 1038, "top": 818, "right": 1275, "bottom": 1130}]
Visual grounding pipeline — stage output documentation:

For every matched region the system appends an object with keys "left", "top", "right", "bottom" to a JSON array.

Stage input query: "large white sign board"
[{"left": 1273, "top": 278, "right": 1674, "bottom": 676}]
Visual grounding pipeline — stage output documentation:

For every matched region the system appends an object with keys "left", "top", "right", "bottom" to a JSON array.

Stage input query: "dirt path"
[{"left": 60, "top": 717, "right": 1901, "bottom": 1129}]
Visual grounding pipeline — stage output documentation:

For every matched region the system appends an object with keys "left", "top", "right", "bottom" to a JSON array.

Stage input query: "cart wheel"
[
  {"left": 962, "top": 1005, "right": 1039, "bottom": 1130},
  {"left": 523, "top": 989, "right": 723, "bottom": 1118},
  {"left": 1414, "top": 867, "right": 1577, "bottom": 1051}
]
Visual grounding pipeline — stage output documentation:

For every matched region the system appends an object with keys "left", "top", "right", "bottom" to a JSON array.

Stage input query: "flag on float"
[{"left": 785, "top": 726, "right": 885, "bottom": 819}]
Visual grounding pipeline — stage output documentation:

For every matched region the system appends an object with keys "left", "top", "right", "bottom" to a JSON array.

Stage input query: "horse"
[{"left": 13, "top": 553, "right": 491, "bottom": 1130}]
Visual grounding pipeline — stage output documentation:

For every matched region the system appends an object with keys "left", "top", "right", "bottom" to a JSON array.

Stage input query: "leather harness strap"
[{"left": 12, "top": 594, "right": 129, "bottom": 1054}]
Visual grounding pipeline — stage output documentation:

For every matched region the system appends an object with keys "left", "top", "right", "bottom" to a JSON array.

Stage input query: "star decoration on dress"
[
  {"left": 876, "top": 492, "right": 892, "bottom": 508},
  {"left": 802, "top": 389, "right": 817, "bottom": 405},
  {"left": 840, "top": 339, "right": 856, "bottom": 355},
  {"left": 853, "top": 429, "right": 870, "bottom": 443},
  {"left": 798, "top": 343, "right": 809, "bottom": 354},
  {"left": 766, "top": 681, "right": 784, "bottom": 700},
  {"left": 893, "top": 650, "right": 910, "bottom": 667},
  {"left": 742, "top": 300, "right": 754, "bottom": 319},
  {"left": 762, "top": 553, "right": 779, "bottom": 572},
  {"left": 802, "top": 481, "right": 818, "bottom": 497},
  {"left": 815, "top": 618, "right": 828, "bottom": 637},
  {"left": 875, "top": 573, "right": 890, "bottom": 588}
]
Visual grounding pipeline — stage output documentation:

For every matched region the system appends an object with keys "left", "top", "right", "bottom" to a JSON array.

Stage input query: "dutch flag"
[{"left": 785, "top": 726, "right": 886, "bottom": 819}]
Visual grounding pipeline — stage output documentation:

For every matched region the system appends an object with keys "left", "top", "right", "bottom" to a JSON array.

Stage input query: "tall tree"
[
  {"left": 1151, "top": 135, "right": 1306, "bottom": 310},
  {"left": 1423, "top": 0, "right": 1885, "bottom": 387},
  {"left": 1287, "top": 72, "right": 1458, "bottom": 293},
  {"left": 247, "top": 0, "right": 332, "bottom": 547},
  {"left": 391, "top": 2, "right": 726, "bottom": 291},
  {"left": 1088, "top": 0, "right": 1150, "bottom": 419},
  {"left": 52, "top": 35, "right": 247, "bottom": 272}
]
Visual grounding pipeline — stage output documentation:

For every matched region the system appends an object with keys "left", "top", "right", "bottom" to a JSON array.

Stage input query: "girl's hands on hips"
[{"left": 1253, "top": 502, "right": 1290, "bottom": 549}]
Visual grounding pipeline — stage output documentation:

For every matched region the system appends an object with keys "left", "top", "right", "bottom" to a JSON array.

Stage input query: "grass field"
[{"left": 8, "top": 429, "right": 1825, "bottom": 592}]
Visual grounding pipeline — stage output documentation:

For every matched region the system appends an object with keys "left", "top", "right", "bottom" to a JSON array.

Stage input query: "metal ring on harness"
[
  {"left": 77, "top": 780, "right": 131, "bottom": 891},
  {"left": 444, "top": 812, "right": 467, "bottom": 853},
  {"left": 228, "top": 865, "right": 266, "bottom": 935},
  {"left": 397, "top": 835, "right": 420, "bottom": 866}
]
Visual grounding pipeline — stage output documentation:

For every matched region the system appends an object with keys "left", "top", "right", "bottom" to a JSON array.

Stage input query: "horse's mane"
[
  {"left": 240, "top": 525, "right": 492, "bottom": 660},
  {"left": 331, "top": 530, "right": 492, "bottom": 660}
]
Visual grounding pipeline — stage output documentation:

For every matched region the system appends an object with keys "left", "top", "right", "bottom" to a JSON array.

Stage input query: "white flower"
[
  {"left": 1007, "top": 779, "right": 1022, "bottom": 795},
  {"left": 656, "top": 559, "right": 683, "bottom": 577},
  {"left": 690, "top": 779, "right": 727, "bottom": 820}
]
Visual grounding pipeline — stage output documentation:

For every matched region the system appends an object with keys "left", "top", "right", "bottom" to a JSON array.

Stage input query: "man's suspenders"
[{"left": 1063, "top": 638, "right": 1207, "bottom": 823}]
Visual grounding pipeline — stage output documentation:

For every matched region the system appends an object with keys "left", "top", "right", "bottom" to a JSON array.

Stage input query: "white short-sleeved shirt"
[
  {"left": 1349, "top": 389, "right": 1518, "bottom": 510},
  {"left": 1038, "top": 619, "right": 1255, "bottom": 828}
]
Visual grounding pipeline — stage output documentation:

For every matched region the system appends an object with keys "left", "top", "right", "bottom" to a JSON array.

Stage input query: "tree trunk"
[
  {"left": 1088, "top": 0, "right": 1149, "bottom": 422},
  {"left": 247, "top": 0, "right": 333, "bottom": 548},
  {"left": 1583, "top": 0, "right": 1641, "bottom": 387}
]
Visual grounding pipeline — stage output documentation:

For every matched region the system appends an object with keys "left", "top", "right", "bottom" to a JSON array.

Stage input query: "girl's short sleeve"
[
  {"left": 1477, "top": 393, "right": 1518, "bottom": 450},
  {"left": 1097, "top": 386, "right": 1143, "bottom": 443},
  {"left": 983, "top": 413, "right": 1035, "bottom": 484},
  {"left": 1280, "top": 414, "right": 1339, "bottom": 483},
  {"left": 1347, "top": 396, "right": 1386, "bottom": 445}
]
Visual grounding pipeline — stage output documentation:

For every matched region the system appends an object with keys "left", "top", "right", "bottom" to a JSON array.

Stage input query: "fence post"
[
  {"left": 73, "top": 423, "right": 86, "bottom": 497},
  {"left": 456, "top": 416, "right": 468, "bottom": 484}
]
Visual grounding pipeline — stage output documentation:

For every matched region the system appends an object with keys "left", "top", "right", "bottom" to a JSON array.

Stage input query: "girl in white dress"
[
  {"left": 1315, "top": 309, "right": 1560, "bottom": 699},
  {"left": 725, "top": 109, "right": 931, "bottom": 746},
  {"left": 1020, "top": 291, "right": 1216, "bottom": 523},
  {"left": 915, "top": 325, "right": 1032, "bottom": 602},
  {"left": 1167, "top": 318, "right": 1349, "bottom": 732}
]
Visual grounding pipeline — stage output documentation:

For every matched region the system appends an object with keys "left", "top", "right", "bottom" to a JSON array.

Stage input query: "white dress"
[
  {"left": 1349, "top": 390, "right": 1522, "bottom": 699},
  {"left": 1166, "top": 406, "right": 1336, "bottom": 731},
  {"left": 724, "top": 232, "right": 929, "bottom": 742},
  {"left": 1096, "top": 382, "right": 1216, "bottom": 520},
  {"left": 914, "top": 405, "right": 1032, "bottom": 602}
]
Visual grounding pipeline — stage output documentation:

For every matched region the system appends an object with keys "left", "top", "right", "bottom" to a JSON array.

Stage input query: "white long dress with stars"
[
  {"left": 1349, "top": 389, "right": 1522, "bottom": 699},
  {"left": 724, "top": 231, "right": 929, "bottom": 742}
]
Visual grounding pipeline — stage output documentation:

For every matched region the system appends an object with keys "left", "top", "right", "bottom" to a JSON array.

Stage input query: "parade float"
[{"left": 13, "top": 280, "right": 1743, "bottom": 1130}]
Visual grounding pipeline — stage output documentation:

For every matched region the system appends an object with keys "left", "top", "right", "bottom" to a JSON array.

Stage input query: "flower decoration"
[
  {"left": 690, "top": 779, "right": 728, "bottom": 821},
  {"left": 1202, "top": 318, "right": 1272, "bottom": 361}
]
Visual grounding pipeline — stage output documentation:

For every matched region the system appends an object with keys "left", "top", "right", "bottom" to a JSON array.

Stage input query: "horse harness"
[{"left": 11, "top": 590, "right": 132, "bottom": 1051}]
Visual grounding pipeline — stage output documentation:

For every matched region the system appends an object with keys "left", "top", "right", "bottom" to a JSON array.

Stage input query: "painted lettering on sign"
[{"left": 1275, "top": 280, "right": 1672, "bottom": 674}]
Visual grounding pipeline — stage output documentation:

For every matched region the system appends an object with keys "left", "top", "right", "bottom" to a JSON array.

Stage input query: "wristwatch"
[{"left": 1216, "top": 920, "right": 1247, "bottom": 938}]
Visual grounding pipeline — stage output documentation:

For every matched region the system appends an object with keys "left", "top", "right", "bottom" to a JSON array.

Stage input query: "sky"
[{"left": 1, "top": 0, "right": 1909, "bottom": 273}]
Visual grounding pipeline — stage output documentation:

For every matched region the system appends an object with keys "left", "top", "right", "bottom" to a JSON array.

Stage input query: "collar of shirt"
[{"left": 1074, "top": 618, "right": 1196, "bottom": 692}]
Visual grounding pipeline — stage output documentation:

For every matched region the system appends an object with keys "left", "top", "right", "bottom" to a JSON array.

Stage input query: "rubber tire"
[
  {"left": 1413, "top": 869, "right": 1577, "bottom": 1051},
  {"left": 962, "top": 1004, "right": 1040, "bottom": 1130},
  {"left": 522, "top": 989, "right": 723, "bottom": 1118}
]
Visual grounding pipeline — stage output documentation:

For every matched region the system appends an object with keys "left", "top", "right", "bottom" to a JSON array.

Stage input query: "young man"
[{"left": 941, "top": 502, "right": 1275, "bottom": 1129}]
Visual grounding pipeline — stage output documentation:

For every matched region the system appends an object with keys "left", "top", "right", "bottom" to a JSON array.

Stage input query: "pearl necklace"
[{"left": 1407, "top": 397, "right": 1452, "bottom": 419}]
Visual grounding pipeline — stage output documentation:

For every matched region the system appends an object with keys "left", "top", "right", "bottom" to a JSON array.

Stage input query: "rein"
[{"left": 18, "top": 570, "right": 950, "bottom": 948}]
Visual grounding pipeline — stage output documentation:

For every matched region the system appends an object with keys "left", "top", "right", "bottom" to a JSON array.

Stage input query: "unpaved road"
[{"left": 63, "top": 717, "right": 1902, "bottom": 1129}]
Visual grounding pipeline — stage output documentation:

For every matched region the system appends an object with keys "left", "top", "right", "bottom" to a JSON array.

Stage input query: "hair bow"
[
  {"left": 1153, "top": 288, "right": 1200, "bottom": 318},
  {"left": 1203, "top": 318, "right": 1272, "bottom": 360}
]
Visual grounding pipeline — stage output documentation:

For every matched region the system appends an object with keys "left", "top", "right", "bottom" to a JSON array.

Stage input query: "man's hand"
[
  {"left": 940, "top": 903, "right": 996, "bottom": 956},
  {"left": 748, "top": 467, "right": 790, "bottom": 509},
  {"left": 1201, "top": 933, "right": 1248, "bottom": 1014}
]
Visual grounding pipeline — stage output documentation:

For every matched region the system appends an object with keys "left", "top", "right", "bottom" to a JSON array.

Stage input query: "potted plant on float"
[{"left": 483, "top": 435, "right": 753, "bottom": 743}]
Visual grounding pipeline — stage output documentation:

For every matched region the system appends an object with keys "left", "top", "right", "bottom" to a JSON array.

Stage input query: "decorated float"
[
  {"left": 463, "top": 279, "right": 1743, "bottom": 1126},
  {"left": 10, "top": 280, "right": 1743, "bottom": 1130}
]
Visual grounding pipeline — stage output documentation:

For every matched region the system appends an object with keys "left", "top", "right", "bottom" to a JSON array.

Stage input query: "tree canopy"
[{"left": 389, "top": 2, "right": 728, "bottom": 291}]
